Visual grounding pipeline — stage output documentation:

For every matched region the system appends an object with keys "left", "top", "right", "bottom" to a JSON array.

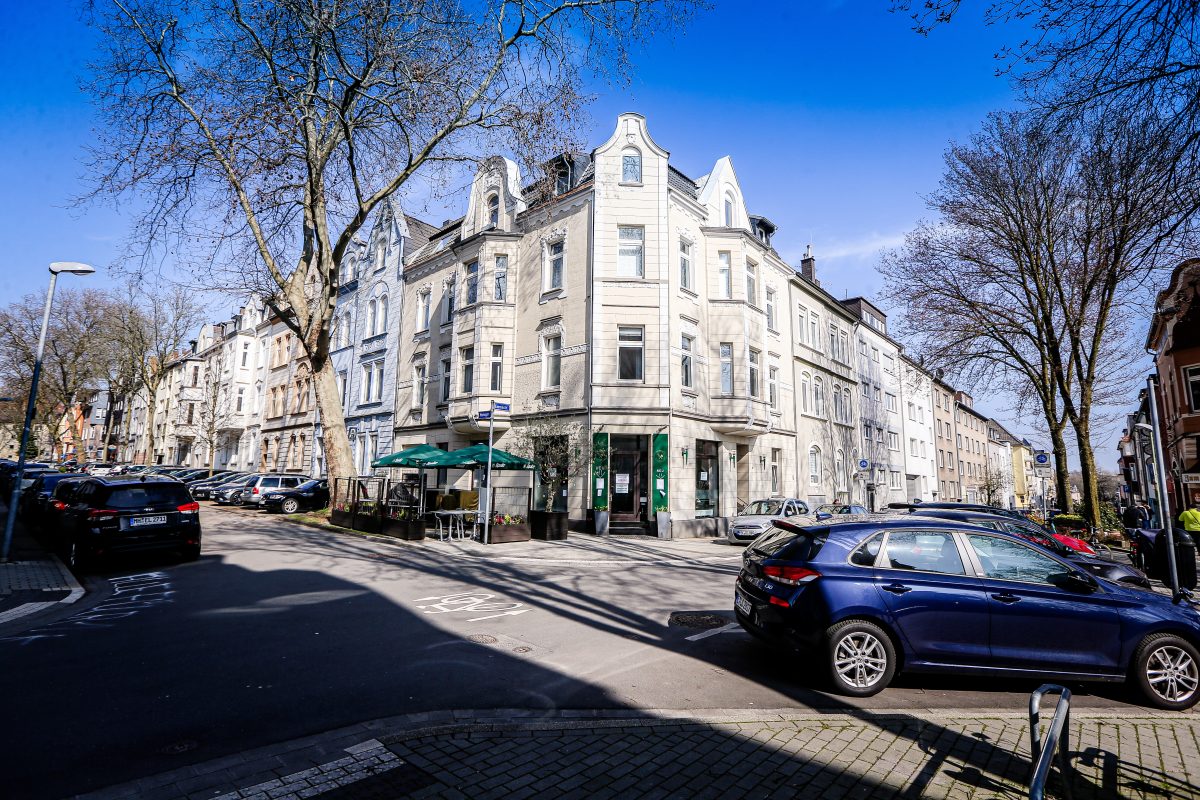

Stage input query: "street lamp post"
[{"left": 2, "top": 262, "right": 96, "bottom": 563}]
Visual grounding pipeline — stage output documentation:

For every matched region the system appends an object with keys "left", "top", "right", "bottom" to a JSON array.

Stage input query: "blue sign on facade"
[{"left": 493, "top": 402, "right": 510, "bottom": 412}]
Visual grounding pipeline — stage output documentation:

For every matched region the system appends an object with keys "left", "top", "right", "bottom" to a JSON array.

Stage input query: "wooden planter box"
[
  {"left": 487, "top": 523, "right": 531, "bottom": 544},
  {"left": 382, "top": 518, "right": 426, "bottom": 541},
  {"left": 351, "top": 512, "right": 383, "bottom": 534},
  {"left": 330, "top": 508, "right": 354, "bottom": 529},
  {"left": 530, "top": 510, "right": 569, "bottom": 541}
]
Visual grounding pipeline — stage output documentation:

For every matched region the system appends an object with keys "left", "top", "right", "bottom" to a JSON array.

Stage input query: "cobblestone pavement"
[
  {"left": 76, "top": 708, "right": 1200, "bottom": 800},
  {"left": 0, "top": 504, "right": 84, "bottom": 624}
]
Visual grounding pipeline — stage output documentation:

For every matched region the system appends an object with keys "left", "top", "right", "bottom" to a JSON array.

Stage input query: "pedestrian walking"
[
  {"left": 1180, "top": 500, "right": 1200, "bottom": 533},
  {"left": 1123, "top": 503, "right": 1145, "bottom": 528}
]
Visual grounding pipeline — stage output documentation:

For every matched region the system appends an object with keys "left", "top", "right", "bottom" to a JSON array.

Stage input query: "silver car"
[{"left": 726, "top": 498, "right": 814, "bottom": 544}]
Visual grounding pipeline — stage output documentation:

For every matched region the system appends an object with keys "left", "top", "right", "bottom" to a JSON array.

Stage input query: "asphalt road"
[{"left": 0, "top": 506, "right": 1144, "bottom": 799}]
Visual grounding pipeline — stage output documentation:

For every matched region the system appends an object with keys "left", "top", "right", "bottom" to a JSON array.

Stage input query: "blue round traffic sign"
[
  {"left": 1035, "top": 453, "right": 1050, "bottom": 465},
  {"left": 858, "top": 459, "right": 870, "bottom": 470}
]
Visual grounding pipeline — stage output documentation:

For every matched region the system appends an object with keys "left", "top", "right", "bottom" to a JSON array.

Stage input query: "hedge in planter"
[{"left": 488, "top": 514, "right": 531, "bottom": 543}]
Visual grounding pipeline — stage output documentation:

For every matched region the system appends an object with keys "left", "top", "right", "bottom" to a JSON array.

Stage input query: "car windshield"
[
  {"left": 742, "top": 500, "right": 785, "bottom": 516},
  {"left": 749, "top": 525, "right": 827, "bottom": 560},
  {"left": 102, "top": 483, "right": 192, "bottom": 509},
  {"left": 296, "top": 480, "right": 323, "bottom": 490}
]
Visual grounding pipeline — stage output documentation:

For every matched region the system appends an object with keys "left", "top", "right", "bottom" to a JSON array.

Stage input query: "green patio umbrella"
[
  {"left": 372, "top": 443, "right": 445, "bottom": 468},
  {"left": 423, "top": 443, "right": 535, "bottom": 470}
]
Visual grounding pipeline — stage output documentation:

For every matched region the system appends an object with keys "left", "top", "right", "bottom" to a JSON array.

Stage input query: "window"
[
  {"left": 618, "top": 327, "right": 644, "bottom": 381},
  {"left": 546, "top": 241, "right": 564, "bottom": 291},
  {"left": 808, "top": 446, "right": 822, "bottom": 486},
  {"left": 417, "top": 291, "right": 431, "bottom": 332},
  {"left": 236, "top": 387, "right": 244, "bottom": 412},
  {"left": 889, "top": 470, "right": 902, "bottom": 489},
  {"left": 833, "top": 383, "right": 843, "bottom": 421},
  {"left": 828, "top": 324, "right": 837, "bottom": 361},
  {"left": 440, "top": 357, "right": 452, "bottom": 401},
  {"left": 618, "top": 227, "right": 644, "bottom": 277},
  {"left": 885, "top": 393, "right": 898, "bottom": 413},
  {"left": 765, "top": 289, "right": 776, "bottom": 330},
  {"left": 1187, "top": 366, "right": 1200, "bottom": 412},
  {"left": 883, "top": 531, "right": 964, "bottom": 575},
  {"left": 797, "top": 304, "right": 809, "bottom": 344},
  {"left": 771, "top": 448, "right": 781, "bottom": 495},
  {"left": 378, "top": 294, "right": 389, "bottom": 332},
  {"left": 681, "top": 335, "right": 694, "bottom": 388},
  {"left": 543, "top": 335, "right": 561, "bottom": 389},
  {"left": 367, "top": 298, "right": 378, "bottom": 336},
  {"left": 680, "top": 240, "right": 693, "bottom": 290},
  {"left": 414, "top": 364, "right": 427, "bottom": 407},
  {"left": 487, "top": 194, "right": 499, "bottom": 227},
  {"left": 337, "top": 370, "right": 348, "bottom": 408},
  {"left": 241, "top": 343, "right": 249, "bottom": 367},
  {"left": 768, "top": 366, "right": 778, "bottom": 409},
  {"left": 191, "top": 366, "right": 199, "bottom": 386},
  {"left": 494, "top": 255, "right": 508, "bottom": 301},
  {"left": 843, "top": 388, "right": 852, "bottom": 422},
  {"left": 888, "top": 431, "right": 900, "bottom": 450},
  {"left": 720, "top": 343, "right": 733, "bottom": 394},
  {"left": 556, "top": 163, "right": 572, "bottom": 195},
  {"left": 871, "top": 346, "right": 880, "bottom": 362},
  {"left": 723, "top": 194, "right": 734, "bottom": 227},
  {"left": 800, "top": 372, "right": 811, "bottom": 413},
  {"left": 444, "top": 277, "right": 456, "bottom": 321},
  {"left": 813, "top": 376, "right": 825, "bottom": 417},
  {"left": 748, "top": 349, "right": 760, "bottom": 397},
  {"left": 838, "top": 330, "right": 849, "bottom": 364},
  {"left": 489, "top": 344, "right": 503, "bottom": 392},
  {"left": 965, "top": 535, "right": 1069, "bottom": 584},
  {"left": 622, "top": 148, "right": 642, "bottom": 182},
  {"left": 465, "top": 261, "right": 478, "bottom": 305},
  {"left": 835, "top": 449, "right": 847, "bottom": 491},
  {"left": 910, "top": 437, "right": 919, "bottom": 456},
  {"left": 718, "top": 252, "right": 732, "bottom": 298},
  {"left": 695, "top": 439, "right": 719, "bottom": 518},
  {"left": 745, "top": 261, "right": 757, "bottom": 305},
  {"left": 186, "top": 403, "right": 194, "bottom": 424},
  {"left": 461, "top": 347, "right": 475, "bottom": 394},
  {"left": 810, "top": 313, "right": 820, "bottom": 350},
  {"left": 360, "top": 361, "right": 383, "bottom": 403},
  {"left": 863, "top": 423, "right": 872, "bottom": 448}
]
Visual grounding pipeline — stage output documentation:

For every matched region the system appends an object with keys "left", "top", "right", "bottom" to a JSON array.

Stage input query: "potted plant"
[
  {"left": 509, "top": 417, "right": 591, "bottom": 541},
  {"left": 330, "top": 478, "right": 354, "bottom": 528},
  {"left": 382, "top": 505, "right": 426, "bottom": 541},
  {"left": 488, "top": 513, "right": 530, "bottom": 544}
]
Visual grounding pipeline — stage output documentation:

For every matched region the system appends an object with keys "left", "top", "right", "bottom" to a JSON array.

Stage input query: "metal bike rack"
[{"left": 1028, "top": 684, "right": 1073, "bottom": 800}]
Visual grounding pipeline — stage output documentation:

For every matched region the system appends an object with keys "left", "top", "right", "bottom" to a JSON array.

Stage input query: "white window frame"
[
  {"left": 745, "top": 260, "right": 757, "bottom": 306},
  {"left": 617, "top": 226, "right": 644, "bottom": 278},
  {"left": 680, "top": 240, "right": 693, "bottom": 290},
  {"left": 621, "top": 147, "right": 642, "bottom": 183},
  {"left": 487, "top": 194, "right": 500, "bottom": 227},
  {"left": 748, "top": 348, "right": 760, "bottom": 397},
  {"left": 808, "top": 446, "right": 821, "bottom": 486},
  {"left": 765, "top": 288, "right": 776, "bottom": 331},
  {"left": 490, "top": 344, "right": 503, "bottom": 392},
  {"left": 465, "top": 261, "right": 479, "bottom": 305},
  {"left": 543, "top": 335, "right": 562, "bottom": 390},
  {"left": 681, "top": 334, "right": 694, "bottom": 389},
  {"left": 545, "top": 240, "right": 565, "bottom": 292},
  {"left": 717, "top": 252, "right": 732, "bottom": 299},
  {"left": 618, "top": 326, "right": 645, "bottom": 381},
  {"left": 813, "top": 376, "right": 825, "bottom": 417},
  {"left": 1186, "top": 365, "right": 1200, "bottom": 412},
  {"left": 441, "top": 357, "right": 452, "bottom": 402},
  {"left": 768, "top": 365, "right": 778, "bottom": 409},
  {"left": 417, "top": 291, "right": 431, "bottom": 332},
  {"left": 461, "top": 346, "right": 475, "bottom": 394},
  {"left": 719, "top": 342, "right": 734, "bottom": 395},
  {"left": 494, "top": 255, "right": 508, "bottom": 301},
  {"left": 414, "top": 364, "right": 427, "bottom": 407}
]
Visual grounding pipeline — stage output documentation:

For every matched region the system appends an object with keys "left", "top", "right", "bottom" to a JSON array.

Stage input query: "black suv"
[{"left": 57, "top": 476, "right": 202, "bottom": 571}]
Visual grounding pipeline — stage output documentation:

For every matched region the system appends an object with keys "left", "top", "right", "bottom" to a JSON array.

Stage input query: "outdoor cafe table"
[{"left": 433, "top": 509, "right": 477, "bottom": 541}]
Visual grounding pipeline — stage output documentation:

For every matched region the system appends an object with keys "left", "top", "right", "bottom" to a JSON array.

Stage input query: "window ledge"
[
  {"left": 537, "top": 389, "right": 561, "bottom": 397},
  {"left": 680, "top": 286, "right": 698, "bottom": 299},
  {"left": 539, "top": 288, "right": 565, "bottom": 303},
  {"left": 681, "top": 388, "right": 698, "bottom": 397},
  {"left": 619, "top": 181, "right": 644, "bottom": 188},
  {"left": 357, "top": 401, "right": 384, "bottom": 409}
]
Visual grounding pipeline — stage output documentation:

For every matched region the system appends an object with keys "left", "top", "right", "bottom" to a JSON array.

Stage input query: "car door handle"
[
  {"left": 882, "top": 583, "right": 912, "bottom": 594},
  {"left": 991, "top": 593, "right": 1020, "bottom": 604}
]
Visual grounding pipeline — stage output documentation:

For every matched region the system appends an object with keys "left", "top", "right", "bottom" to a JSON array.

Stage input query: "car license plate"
[
  {"left": 130, "top": 515, "right": 168, "bottom": 527},
  {"left": 734, "top": 590, "right": 753, "bottom": 618}
]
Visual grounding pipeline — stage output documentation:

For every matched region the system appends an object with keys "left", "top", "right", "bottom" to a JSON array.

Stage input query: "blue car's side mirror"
[{"left": 816, "top": 512, "right": 832, "bottom": 521}]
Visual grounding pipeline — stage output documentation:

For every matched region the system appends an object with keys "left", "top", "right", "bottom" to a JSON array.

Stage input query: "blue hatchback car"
[{"left": 735, "top": 518, "right": 1200, "bottom": 710}]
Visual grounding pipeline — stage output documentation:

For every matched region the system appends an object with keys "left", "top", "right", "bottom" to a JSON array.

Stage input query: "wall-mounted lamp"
[
  {"left": 681, "top": 446, "right": 689, "bottom": 465},
  {"left": 729, "top": 453, "right": 736, "bottom": 465},
  {"left": 759, "top": 455, "right": 767, "bottom": 469}
]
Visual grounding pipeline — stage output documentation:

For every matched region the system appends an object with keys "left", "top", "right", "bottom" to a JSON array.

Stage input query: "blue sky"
[{"left": 2, "top": 1, "right": 1122, "bottom": 466}]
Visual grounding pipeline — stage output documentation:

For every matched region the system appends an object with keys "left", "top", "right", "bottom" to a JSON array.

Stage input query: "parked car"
[
  {"left": 191, "top": 472, "right": 247, "bottom": 499},
  {"left": 18, "top": 472, "right": 86, "bottom": 528},
  {"left": 243, "top": 474, "right": 308, "bottom": 507},
  {"left": 183, "top": 469, "right": 232, "bottom": 485},
  {"left": 816, "top": 503, "right": 868, "bottom": 518},
  {"left": 735, "top": 517, "right": 1200, "bottom": 710},
  {"left": 56, "top": 476, "right": 201, "bottom": 571},
  {"left": 726, "top": 498, "right": 814, "bottom": 544},
  {"left": 262, "top": 479, "right": 330, "bottom": 514},
  {"left": 42, "top": 477, "right": 90, "bottom": 534},
  {"left": 213, "top": 473, "right": 263, "bottom": 505},
  {"left": 897, "top": 507, "right": 1150, "bottom": 588},
  {"left": 0, "top": 462, "right": 51, "bottom": 495}
]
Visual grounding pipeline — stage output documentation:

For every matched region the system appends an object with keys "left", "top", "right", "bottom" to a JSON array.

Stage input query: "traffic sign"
[
  {"left": 1034, "top": 452, "right": 1050, "bottom": 465},
  {"left": 858, "top": 459, "right": 870, "bottom": 470},
  {"left": 478, "top": 411, "right": 491, "bottom": 420},
  {"left": 493, "top": 402, "right": 510, "bottom": 412}
]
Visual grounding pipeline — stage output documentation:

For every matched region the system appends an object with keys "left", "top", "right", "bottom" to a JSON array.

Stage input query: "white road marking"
[
  {"left": 685, "top": 622, "right": 746, "bottom": 641},
  {"left": 415, "top": 592, "right": 526, "bottom": 617},
  {"left": 468, "top": 609, "right": 532, "bottom": 622}
]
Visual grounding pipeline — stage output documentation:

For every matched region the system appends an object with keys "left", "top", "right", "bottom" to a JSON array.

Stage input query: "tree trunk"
[
  {"left": 143, "top": 386, "right": 158, "bottom": 465},
  {"left": 312, "top": 356, "right": 354, "bottom": 481},
  {"left": 1073, "top": 420, "right": 1102, "bottom": 529},
  {"left": 1050, "top": 423, "right": 1071, "bottom": 513}
]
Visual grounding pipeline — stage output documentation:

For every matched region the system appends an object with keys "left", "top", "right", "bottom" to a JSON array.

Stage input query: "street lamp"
[{"left": 2, "top": 262, "right": 95, "bottom": 562}]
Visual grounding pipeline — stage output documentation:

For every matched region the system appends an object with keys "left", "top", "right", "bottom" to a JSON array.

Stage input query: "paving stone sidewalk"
[
  {"left": 76, "top": 708, "right": 1200, "bottom": 800},
  {"left": 0, "top": 502, "right": 84, "bottom": 624}
]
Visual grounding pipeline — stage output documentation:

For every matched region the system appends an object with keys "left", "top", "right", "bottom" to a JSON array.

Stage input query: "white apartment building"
[
  {"left": 900, "top": 356, "right": 938, "bottom": 502},
  {"left": 393, "top": 114, "right": 801, "bottom": 536},
  {"left": 956, "top": 392, "right": 989, "bottom": 503}
]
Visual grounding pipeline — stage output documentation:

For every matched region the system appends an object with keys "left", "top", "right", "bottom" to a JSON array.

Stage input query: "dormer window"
[
  {"left": 487, "top": 194, "right": 499, "bottom": 227},
  {"left": 724, "top": 194, "right": 734, "bottom": 227},
  {"left": 622, "top": 148, "right": 642, "bottom": 183},
  {"left": 555, "top": 162, "right": 573, "bottom": 195}
]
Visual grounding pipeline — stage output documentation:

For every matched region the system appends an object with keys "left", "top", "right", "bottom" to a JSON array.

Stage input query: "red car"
[{"left": 1052, "top": 531, "right": 1097, "bottom": 555}]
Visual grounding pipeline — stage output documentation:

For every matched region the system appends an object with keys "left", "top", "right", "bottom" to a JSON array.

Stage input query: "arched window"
[
  {"left": 833, "top": 383, "right": 843, "bottom": 422},
  {"left": 375, "top": 239, "right": 386, "bottom": 271},
  {"left": 814, "top": 376, "right": 825, "bottom": 417},
  {"left": 800, "top": 372, "right": 811, "bottom": 414},
  {"left": 835, "top": 449, "right": 847, "bottom": 491},
  {"left": 378, "top": 294, "right": 389, "bottom": 331},
  {"left": 367, "top": 299, "right": 378, "bottom": 337},
  {"left": 622, "top": 148, "right": 642, "bottom": 182},
  {"left": 809, "top": 446, "right": 822, "bottom": 486},
  {"left": 724, "top": 193, "right": 734, "bottom": 227},
  {"left": 843, "top": 388, "right": 852, "bottom": 422},
  {"left": 487, "top": 194, "right": 499, "bottom": 227},
  {"left": 329, "top": 315, "right": 340, "bottom": 349}
]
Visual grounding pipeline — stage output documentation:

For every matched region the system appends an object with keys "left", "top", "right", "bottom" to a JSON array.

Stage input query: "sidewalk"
[
  {"left": 75, "top": 707, "right": 1200, "bottom": 800},
  {"left": 0, "top": 503, "right": 85, "bottom": 625}
]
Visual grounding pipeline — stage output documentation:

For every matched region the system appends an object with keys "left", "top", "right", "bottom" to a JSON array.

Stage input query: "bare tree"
[
  {"left": 84, "top": 0, "right": 699, "bottom": 483},
  {"left": 110, "top": 282, "right": 203, "bottom": 464},
  {"left": 507, "top": 416, "right": 591, "bottom": 513},
  {"left": 978, "top": 464, "right": 1011, "bottom": 508},
  {"left": 882, "top": 109, "right": 1199, "bottom": 527}
]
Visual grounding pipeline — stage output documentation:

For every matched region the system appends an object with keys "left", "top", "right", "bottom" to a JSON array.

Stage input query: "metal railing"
[{"left": 1028, "top": 683, "right": 1072, "bottom": 800}]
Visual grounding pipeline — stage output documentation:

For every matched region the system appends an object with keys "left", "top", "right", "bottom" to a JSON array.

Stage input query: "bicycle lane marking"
[
  {"left": 0, "top": 571, "right": 174, "bottom": 646},
  {"left": 413, "top": 592, "right": 532, "bottom": 622}
]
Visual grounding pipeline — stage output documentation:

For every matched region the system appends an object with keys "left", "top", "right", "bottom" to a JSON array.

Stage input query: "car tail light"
[
  {"left": 252, "top": 487, "right": 260, "bottom": 494},
  {"left": 89, "top": 509, "right": 118, "bottom": 522},
  {"left": 51, "top": 500, "right": 67, "bottom": 511},
  {"left": 769, "top": 595, "right": 791, "bottom": 608},
  {"left": 177, "top": 501, "right": 200, "bottom": 513},
  {"left": 762, "top": 565, "right": 820, "bottom": 586}
]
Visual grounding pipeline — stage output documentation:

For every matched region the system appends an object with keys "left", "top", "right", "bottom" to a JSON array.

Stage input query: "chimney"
[
  {"left": 800, "top": 244, "right": 818, "bottom": 286},
  {"left": 188, "top": 339, "right": 197, "bottom": 353}
]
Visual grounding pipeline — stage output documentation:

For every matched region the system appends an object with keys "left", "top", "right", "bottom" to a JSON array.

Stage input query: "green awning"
[
  {"left": 422, "top": 444, "right": 535, "bottom": 470},
  {"left": 372, "top": 443, "right": 447, "bottom": 468}
]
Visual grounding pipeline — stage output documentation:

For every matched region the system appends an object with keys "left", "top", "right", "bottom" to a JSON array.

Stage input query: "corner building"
[{"left": 394, "top": 114, "right": 802, "bottom": 536}]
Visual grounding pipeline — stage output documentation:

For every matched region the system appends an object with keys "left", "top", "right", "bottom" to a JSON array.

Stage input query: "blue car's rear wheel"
[
  {"left": 826, "top": 619, "right": 895, "bottom": 697},
  {"left": 1133, "top": 633, "right": 1200, "bottom": 710}
]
